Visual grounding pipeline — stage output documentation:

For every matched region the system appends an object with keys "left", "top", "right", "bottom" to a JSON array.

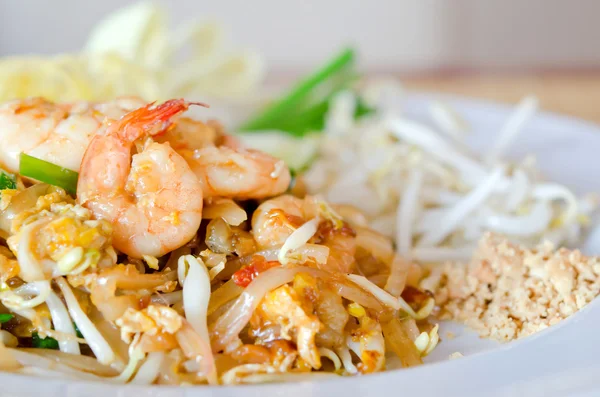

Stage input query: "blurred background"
[{"left": 1, "top": 0, "right": 599, "bottom": 121}]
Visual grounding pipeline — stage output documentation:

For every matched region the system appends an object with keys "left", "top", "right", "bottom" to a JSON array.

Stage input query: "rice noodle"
[
  {"left": 355, "top": 226, "right": 394, "bottom": 265},
  {"left": 207, "top": 279, "right": 244, "bottom": 316},
  {"left": 129, "top": 352, "right": 164, "bottom": 385},
  {"left": 380, "top": 317, "right": 422, "bottom": 367},
  {"left": 46, "top": 290, "right": 80, "bottom": 354},
  {"left": 0, "top": 339, "right": 20, "bottom": 371},
  {"left": 0, "top": 330, "right": 17, "bottom": 348},
  {"left": 384, "top": 254, "right": 410, "bottom": 297},
  {"left": 178, "top": 255, "right": 217, "bottom": 385},
  {"left": 331, "top": 277, "right": 384, "bottom": 312},
  {"left": 56, "top": 277, "right": 116, "bottom": 366}
]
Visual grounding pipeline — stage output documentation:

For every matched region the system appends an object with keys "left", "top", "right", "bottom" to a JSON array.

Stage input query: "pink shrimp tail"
[{"left": 114, "top": 99, "right": 209, "bottom": 142}]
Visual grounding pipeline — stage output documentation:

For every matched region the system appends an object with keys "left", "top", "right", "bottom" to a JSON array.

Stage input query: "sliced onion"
[{"left": 203, "top": 198, "right": 247, "bottom": 226}]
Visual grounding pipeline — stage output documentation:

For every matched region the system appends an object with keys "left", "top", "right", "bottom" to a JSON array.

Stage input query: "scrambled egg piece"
[
  {"left": 251, "top": 274, "right": 322, "bottom": 369},
  {"left": 116, "top": 305, "right": 183, "bottom": 344},
  {"left": 7, "top": 190, "right": 115, "bottom": 280},
  {"left": 422, "top": 232, "right": 600, "bottom": 342}
]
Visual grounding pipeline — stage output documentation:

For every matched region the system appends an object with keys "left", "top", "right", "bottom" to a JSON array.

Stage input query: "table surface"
[{"left": 402, "top": 73, "right": 600, "bottom": 124}]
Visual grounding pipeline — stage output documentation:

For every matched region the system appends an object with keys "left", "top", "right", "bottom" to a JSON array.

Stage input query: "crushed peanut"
[{"left": 422, "top": 233, "right": 600, "bottom": 342}]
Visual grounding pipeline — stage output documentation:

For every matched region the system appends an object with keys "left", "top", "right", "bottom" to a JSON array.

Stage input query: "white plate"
[{"left": 3, "top": 94, "right": 600, "bottom": 397}]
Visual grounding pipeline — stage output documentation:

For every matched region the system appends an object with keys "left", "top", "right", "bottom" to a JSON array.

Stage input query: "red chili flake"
[{"left": 232, "top": 255, "right": 281, "bottom": 287}]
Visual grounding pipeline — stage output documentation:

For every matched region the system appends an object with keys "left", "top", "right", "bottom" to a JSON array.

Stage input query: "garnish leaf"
[{"left": 0, "top": 170, "right": 16, "bottom": 190}]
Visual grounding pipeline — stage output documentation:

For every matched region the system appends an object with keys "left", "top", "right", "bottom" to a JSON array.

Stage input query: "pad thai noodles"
[{"left": 0, "top": 97, "right": 436, "bottom": 385}]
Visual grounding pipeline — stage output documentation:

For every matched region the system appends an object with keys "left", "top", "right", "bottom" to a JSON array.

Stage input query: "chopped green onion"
[
  {"left": 0, "top": 170, "right": 16, "bottom": 190},
  {"left": 239, "top": 48, "right": 356, "bottom": 133},
  {"left": 74, "top": 322, "right": 83, "bottom": 339},
  {"left": 267, "top": 95, "right": 374, "bottom": 137},
  {"left": 31, "top": 332, "right": 59, "bottom": 350},
  {"left": 0, "top": 313, "right": 14, "bottom": 324},
  {"left": 19, "top": 153, "right": 78, "bottom": 195}
]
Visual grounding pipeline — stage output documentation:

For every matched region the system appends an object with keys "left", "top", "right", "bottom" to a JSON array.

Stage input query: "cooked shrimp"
[
  {"left": 77, "top": 99, "right": 204, "bottom": 258},
  {"left": 0, "top": 96, "right": 288, "bottom": 200},
  {"left": 151, "top": 114, "right": 289, "bottom": 199},
  {"left": 180, "top": 145, "right": 291, "bottom": 200},
  {"left": 251, "top": 195, "right": 356, "bottom": 273},
  {"left": 0, "top": 96, "right": 146, "bottom": 173}
]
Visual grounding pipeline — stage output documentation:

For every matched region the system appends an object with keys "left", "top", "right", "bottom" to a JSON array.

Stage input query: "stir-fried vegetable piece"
[
  {"left": 0, "top": 313, "right": 14, "bottom": 323},
  {"left": 239, "top": 47, "right": 371, "bottom": 136},
  {"left": 19, "top": 154, "right": 78, "bottom": 195},
  {"left": 31, "top": 332, "right": 60, "bottom": 350},
  {"left": 0, "top": 170, "right": 16, "bottom": 190}
]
